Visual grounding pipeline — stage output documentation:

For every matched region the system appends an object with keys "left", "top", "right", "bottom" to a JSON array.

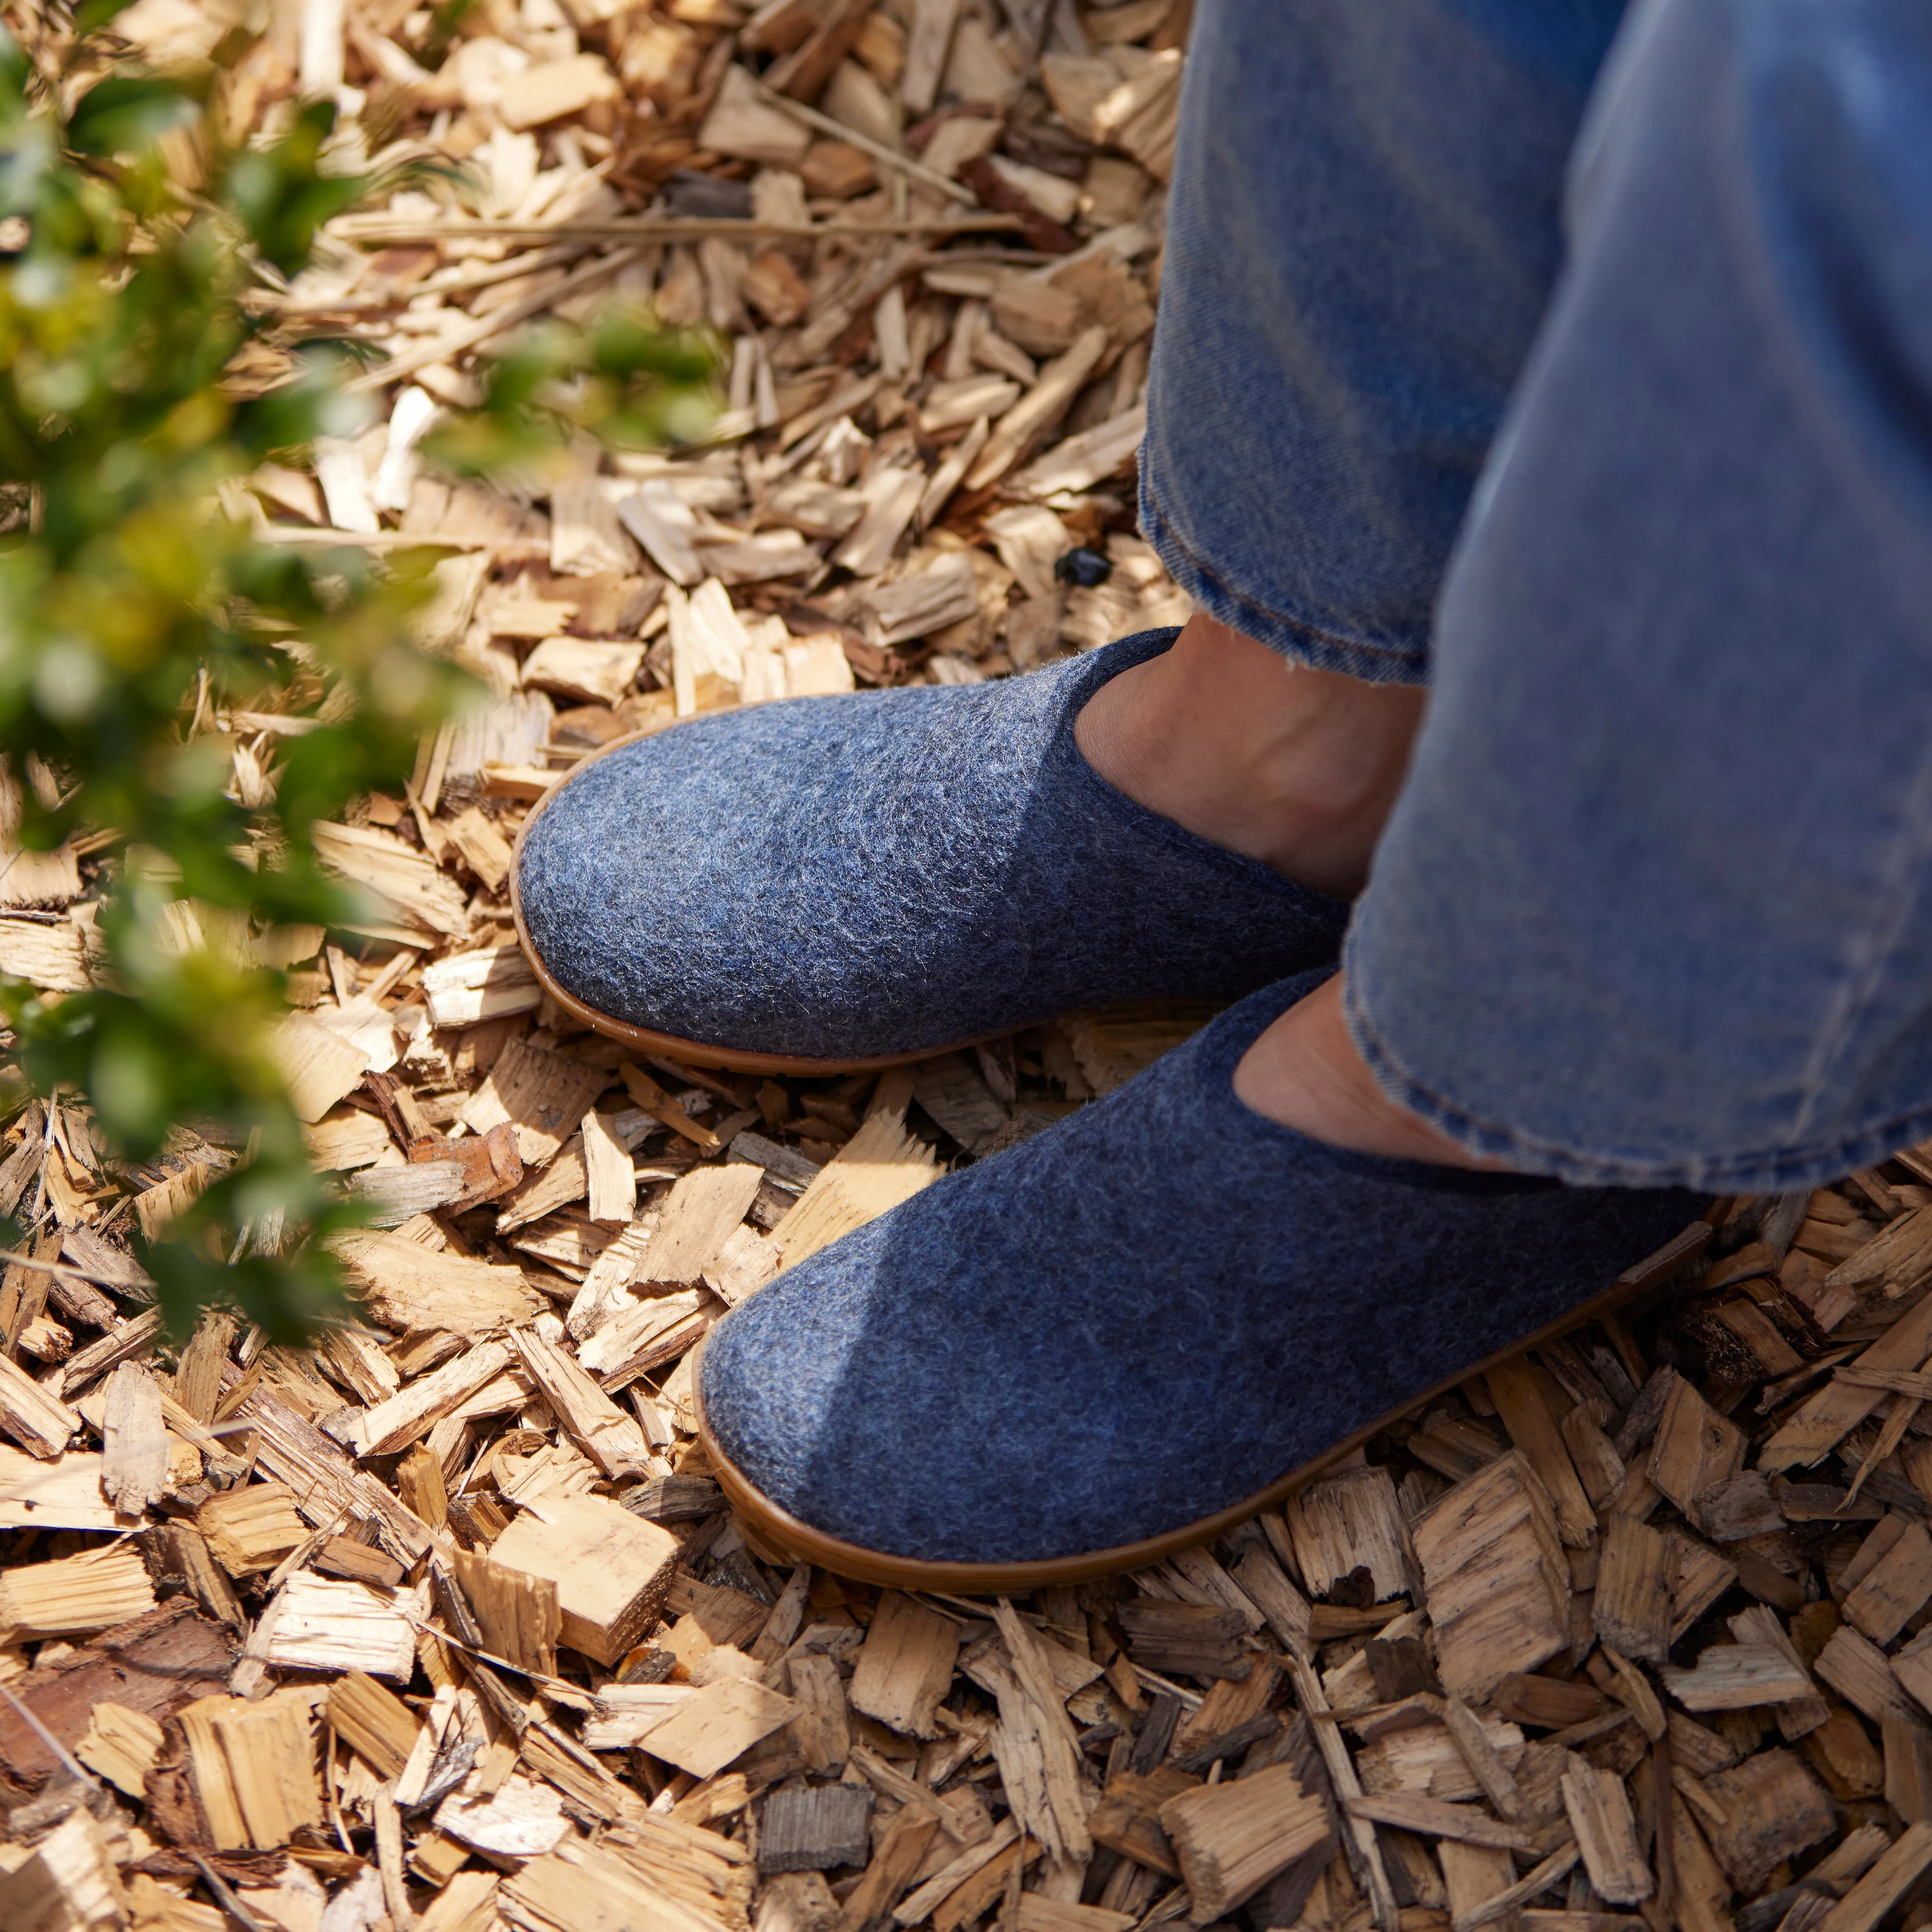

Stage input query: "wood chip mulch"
[{"left": 8, "top": 3, "right": 1932, "bottom": 1932}]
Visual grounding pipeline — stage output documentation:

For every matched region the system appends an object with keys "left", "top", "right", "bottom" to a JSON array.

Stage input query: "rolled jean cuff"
[
  {"left": 1138, "top": 470, "right": 1433, "bottom": 686},
  {"left": 1342, "top": 927, "right": 1932, "bottom": 1198}
]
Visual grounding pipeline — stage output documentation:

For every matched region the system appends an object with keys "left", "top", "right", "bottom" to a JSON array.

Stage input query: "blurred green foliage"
[{"left": 0, "top": 10, "right": 719, "bottom": 1340}]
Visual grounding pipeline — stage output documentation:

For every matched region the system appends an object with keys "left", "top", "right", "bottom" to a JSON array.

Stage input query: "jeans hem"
[
  {"left": 1341, "top": 938, "right": 1931, "bottom": 1196},
  {"left": 1138, "top": 472, "right": 1434, "bottom": 689}
]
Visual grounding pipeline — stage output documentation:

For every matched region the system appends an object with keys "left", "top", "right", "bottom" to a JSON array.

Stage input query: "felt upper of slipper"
[
  {"left": 698, "top": 971, "right": 1702, "bottom": 1565},
  {"left": 515, "top": 631, "right": 1348, "bottom": 1061}
]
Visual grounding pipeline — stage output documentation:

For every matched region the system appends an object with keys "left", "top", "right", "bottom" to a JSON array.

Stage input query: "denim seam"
[
  {"left": 1341, "top": 929, "right": 1932, "bottom": 1195},
  {"left": 1787, "top": 705, "right": 1932, "bottom": 1154},
  {"left": 1341, "top": 672, "right": 1932, "bottom": 1188},
  {"left": 1140, "top": 474, "right": 1433, "bottom": 682},
  {"left": 1711, "top": 12, "right": 1932, "bottom": 1154}
]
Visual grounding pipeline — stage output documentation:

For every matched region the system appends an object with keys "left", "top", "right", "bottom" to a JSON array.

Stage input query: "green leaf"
[
  {"left": 72, "top": 0, "right": 144, "bottom": 36},
  {"left": 65, "top": 74, "right": 202, "bottom": 157},
  {"left": 221, "top": 109, "right": 371, "bottom": 278},
  {"left": 0, "top": 28, "right": 30, "bottom": 116}
]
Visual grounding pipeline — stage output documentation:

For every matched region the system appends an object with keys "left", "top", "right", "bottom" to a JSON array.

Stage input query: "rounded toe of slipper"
[
  {"left": 513, "top": 724, "right": 781, "bottom": 1047},
  {"left": 695, "top": 1199, "right": 1237, "bottom": 1570},
  {"left": 697, "top": 1265, "right": 884, "bottom": 1547},
  {"left": 697, "top": 1248, "right": 1039, "bottom": 1567},
  {"left": 514, "top": 771, "right": 635, "bottom": 1016}
]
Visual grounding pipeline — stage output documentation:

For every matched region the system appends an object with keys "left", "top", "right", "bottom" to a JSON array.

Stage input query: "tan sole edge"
[
  {"left": 692, "top": 1214, "right": 1717, "bottom": 1593},
  {"left": 508, "top": 718, "right": 1213, "bottom": 1078}
]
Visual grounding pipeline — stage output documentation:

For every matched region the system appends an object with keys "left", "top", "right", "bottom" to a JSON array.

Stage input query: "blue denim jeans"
[{"left": 1143, "top": 0, "right": 1932, "bottom": 1195}]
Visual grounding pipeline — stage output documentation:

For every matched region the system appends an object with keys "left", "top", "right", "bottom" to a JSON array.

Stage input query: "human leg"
[
  {"left": 1137, "top": 0, "right": 1628, "bottom": 676},
  {"left": 1072, "top": 616, "right": 1424, "bottom": 897},
  {"left": 1337, "top": 0, "right": 1932, "bottom": 1194},
  {"left": 696, "top": 0, "right": 1932, "bottom": 1576},
  {"left": 1079, "top": 0, "right": 1627, "bottom": 896},
  {"left": 1234, "top": 969, "right": 1498, "bottom": 1165}
]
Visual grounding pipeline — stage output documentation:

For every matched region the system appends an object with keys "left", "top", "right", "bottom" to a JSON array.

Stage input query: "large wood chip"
[
  {"left": 1413, "top": 1450, "right": 1570, "bottom": 1701},
  {"left": 487, "top": 1491, "right": 679, "bottom": 1665},
  {"left": 351, "top": 1337, "right": 515, "bottom": 1456},
  {"left": 1286, "top": 1464, "right": 1412, "bottom": 1599},
  {"left": 1702, "top": 1748, "right": 1837, "bottom": 1893},
  {"left": 1818, "top": 1821, "right": 1932, "bottom": 1932},
  {"left": 461, "top": 1037, "right": 608, "bottom": 1167},
  {"left": 0, "top": 1446, "right": 124, "bottom": 1528},
  {"left": 0, "top": 918, "right": 91, "bottom": 992},
  {"left": 1845, "top": 1518, "right": 1932, "bottom": 1644},
  {"left": 1594, "top": 1512, "right": 1670, "bottom": 1664},
  {"left": 582, "top": 1105, "right": 637, "bottom": 1223},
  {"left": 262, "top": 1574, "right": 420, "bottom": 1680},
  {"left": 510, "top": 1327, "right": 657, "bottom": 1478},
  {"left": 983, "top": 1600, "right": 1091, "bottom": 1866},
  {"left": 439, "top": 1773, "right": 573, "bottom": 1861},
  {"left": 1647, "top": 1374, "right": 1745, "bottom": 1514},
  {"left": 0, "top": 1542, "right": 155, "bottom": 1642},
  {"left": 1486, "top": 1360, "right": 1596, "bottom": 1546},
  {"left": 640, "top": 1675, "right": 802, "bottom": 1780},
  {"left": 74, "top": 1698, "right": 164, "bottom": 1799},
  {"left": 774, "top": 1107, "right": 939, "bottom": 1267},
  {"left": 177, "top": 1686, "right": 323, "bottom": 1851},
  {"left": 327, "top": 1670, "right": 421, "bottom": 1780},
  {"left": 196, "top": 1480, "right": 310, "bottom": 1576},
  {"left": 421, "top": 943, "right": 542, "bottom": 1028},
  {"left": 1559, "top": 1762, "right": 1652, "bottom": 1904},
  {"left": 1762, "top": 1290, "right": 1932, "bottom": 1471},
  {"left": 331, "top": 1229, "right": 541, "bottom": 1332},
  {"left": 312, "top": 821, "right": 470, "bottom": 937},
  {"left": 1663, "top": 1643, "right": 1817, "bottom": 1710},
  {"left": 0, "top": 1350, "right": 79, "bottom": 1459},
  {"left": 1818, "top": 1623, "right": 1921, "bottom": 1726},
  {"left": 1162, "top": 1761, "right": 1328, "bottom": 1920},
  {"left": 849, "top": 1592, "right": 960, "bottom": 1739},
  {"left": 0, "top": 1808, "right": 123, "bottom": 1932},
  {"left": 638, "top": 1162, "right": 766, "bottom": 1283}
]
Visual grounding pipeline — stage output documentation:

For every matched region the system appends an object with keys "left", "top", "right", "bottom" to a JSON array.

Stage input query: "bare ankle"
[
  {"left": 1075, "top": 613, "right": 1425, "bottom": 897},
  {"left": 1234, "top": 976, "right": 1508, "bottom": 1170}
]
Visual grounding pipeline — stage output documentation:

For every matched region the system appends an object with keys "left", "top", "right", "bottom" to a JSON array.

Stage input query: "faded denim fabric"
[
  {"left": 1141, "top": 0, "right": 1627, "bottom": 683},
  {"left": 1348, "top": 0, "right": 1932, "bottom": 1192},
  {"left": 1148, "top": 0, "right": 1932, "bottom": 1191}
]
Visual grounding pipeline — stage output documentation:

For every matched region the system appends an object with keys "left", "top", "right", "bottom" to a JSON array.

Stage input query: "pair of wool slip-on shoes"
[{"left": 514, "top": 629, "right": 1705, "bottom": 1588}]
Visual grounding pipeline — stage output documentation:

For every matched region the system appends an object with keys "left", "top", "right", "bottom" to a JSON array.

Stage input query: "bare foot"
[
  {"left": 1074, "top": 611, "right": 1426, "bottom": 898},
  {"left": 1233, "top": 973, "right": 1509, "bottom": 1169}
]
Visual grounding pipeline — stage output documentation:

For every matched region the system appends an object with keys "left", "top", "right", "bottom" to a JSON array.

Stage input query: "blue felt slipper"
[
  {"left": 696, "top": 971, "right": 1707, "bottom": 1588},
  {"left": 512, "top": 630, "right": 1348, "bottom": 1071}
]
